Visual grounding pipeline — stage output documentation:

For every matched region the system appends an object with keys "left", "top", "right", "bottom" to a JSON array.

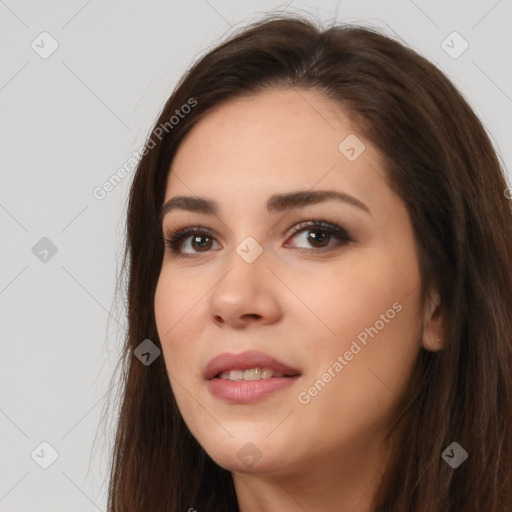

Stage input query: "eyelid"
[{"left": 287, "top": 219, "right": 352, "bottom": 240}]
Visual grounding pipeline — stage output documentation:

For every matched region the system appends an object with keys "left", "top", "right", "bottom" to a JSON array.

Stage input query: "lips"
[{"left": 204, "top": 350, "right": 301, "bottom": 380}]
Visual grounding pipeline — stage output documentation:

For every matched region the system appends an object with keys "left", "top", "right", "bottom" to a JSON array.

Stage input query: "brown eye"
[
  {"left": 163, "top": 219, "right": 353, "bottom": 258},
  {"left": 164, "top": 227, "right": 220, "bottom": 256},
  {"left": 189, "top": 234, "right": 214, "bottom": 252},
  {"left": 302, "top": 229, "right": 331, "bottom": 248},
  {"left": 286, "top": 220, "right": 353, "bottom": 252}
]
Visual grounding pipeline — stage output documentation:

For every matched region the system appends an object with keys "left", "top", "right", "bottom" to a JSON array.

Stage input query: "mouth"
[
  {"left": 204, "top": 350, "right": 302, "bottom": 381},
  {"left": 204, "top": 350, "right": 302, "bottom": 403},
  {"left": 215, "top": 367, "right": 299, "bottom": 381}
]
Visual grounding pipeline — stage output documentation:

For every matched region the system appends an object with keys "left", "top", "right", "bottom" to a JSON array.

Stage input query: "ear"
[{"left": 420, "top": 288, "right": 444, "bottom": 352}]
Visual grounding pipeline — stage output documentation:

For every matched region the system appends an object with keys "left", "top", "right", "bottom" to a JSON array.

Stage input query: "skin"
[{"left": 154, "top": 87, "right": 444, "bottom": 512}]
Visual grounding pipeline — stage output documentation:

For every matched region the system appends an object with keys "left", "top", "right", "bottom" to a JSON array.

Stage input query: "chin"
[
  {"left": 210, "top": 449, "right": 286, "bottom": 474},
  {"left": 193, "top": 432, "right": 277, "bottom": 469}
]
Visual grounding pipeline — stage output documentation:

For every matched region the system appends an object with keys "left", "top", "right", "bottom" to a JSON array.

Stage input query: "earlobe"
[
  {"left": 421, "top": 291, "right": 444, "bottom": 352},
  {"left": 423, "top": 332, "right": 443, "bottom": 352}
]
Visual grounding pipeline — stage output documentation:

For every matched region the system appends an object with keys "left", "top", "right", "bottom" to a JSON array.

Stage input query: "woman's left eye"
[
  {"left": 285, "top": 220, "right": 353, "bottom": 251},
  {"left": 163, "top": 220, "right": 353, "bottom": 257}
]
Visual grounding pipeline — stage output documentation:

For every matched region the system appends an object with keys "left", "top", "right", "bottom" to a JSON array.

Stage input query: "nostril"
[{"left": 241, "top": 313, "right": 261, "bottom": 320}]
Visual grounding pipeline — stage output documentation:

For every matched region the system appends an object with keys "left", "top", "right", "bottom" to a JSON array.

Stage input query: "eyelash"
[{"left": 163, "top": 218, "right": 354, "bottom": 258}]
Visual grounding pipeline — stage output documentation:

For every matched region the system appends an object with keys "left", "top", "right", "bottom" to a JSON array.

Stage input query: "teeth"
[
  {"left": 261, "top": 368, "right": 274, "bottom": 379},
  {"left": 218, "top": 367, "right": 287, "bottom": 381},
  {"left": 244, "top": 368, "right": 261, "bottom": 380}
]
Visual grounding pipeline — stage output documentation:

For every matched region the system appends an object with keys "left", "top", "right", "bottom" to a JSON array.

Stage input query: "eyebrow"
[{"left": 159, "top": 189, "right": 371, "bottom": 223}]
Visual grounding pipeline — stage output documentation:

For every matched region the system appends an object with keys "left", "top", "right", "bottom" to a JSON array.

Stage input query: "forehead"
[{"left": 163, "top": 87, "right": 391, "bottom": 214}]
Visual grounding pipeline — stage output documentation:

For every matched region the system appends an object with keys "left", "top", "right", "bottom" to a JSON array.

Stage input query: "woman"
[{"left": 104, "top": 12, "right": 512, "bottom": 512}]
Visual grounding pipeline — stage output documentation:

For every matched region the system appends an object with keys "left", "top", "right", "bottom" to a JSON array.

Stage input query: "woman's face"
[{"left": 154, "top": 88, "right": 440, "bottom": 477}]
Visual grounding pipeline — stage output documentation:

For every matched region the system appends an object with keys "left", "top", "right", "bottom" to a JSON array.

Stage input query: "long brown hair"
[{"left": 101, "top": 12, "right": 512, "bottom": 512}]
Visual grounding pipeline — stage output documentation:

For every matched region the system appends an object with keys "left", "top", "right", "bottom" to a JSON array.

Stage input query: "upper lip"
[{"left": 204, "top": 350, "right": 301, "bottom": 380}]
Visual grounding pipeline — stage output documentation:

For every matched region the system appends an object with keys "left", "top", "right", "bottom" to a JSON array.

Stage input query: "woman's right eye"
[{"left": 164, "top": 227, "right": 220, "bottom": 257}]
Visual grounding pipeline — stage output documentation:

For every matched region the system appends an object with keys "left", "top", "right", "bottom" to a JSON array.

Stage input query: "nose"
[{"left": 208, "top": 242, "right": 283, "bottom": 329}]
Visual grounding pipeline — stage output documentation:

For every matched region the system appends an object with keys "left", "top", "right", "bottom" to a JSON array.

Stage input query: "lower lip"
[{"left": 208, "top": 376, "right": 299, "bottom": 403}]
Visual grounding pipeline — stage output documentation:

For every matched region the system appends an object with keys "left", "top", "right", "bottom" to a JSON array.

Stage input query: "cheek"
[
  {"left": 154, "top": 273, "right": 206, "bottom": 431},
  {"left": 288, "top": 249, "right": 422, "bottom": 395},
  {"left": 154, "top": 265, "right": 211, "bottom": 332},
  {"left": 154, "top": 271, "right": 202, "bottom": 373},
  {"left": 286, "top": 251, "right": 417, "bottom": 343}
]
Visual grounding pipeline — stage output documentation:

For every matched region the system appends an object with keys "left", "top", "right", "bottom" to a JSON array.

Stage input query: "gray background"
[{"left": 1, "top": 0, "right": 510, "bottom": 510}]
